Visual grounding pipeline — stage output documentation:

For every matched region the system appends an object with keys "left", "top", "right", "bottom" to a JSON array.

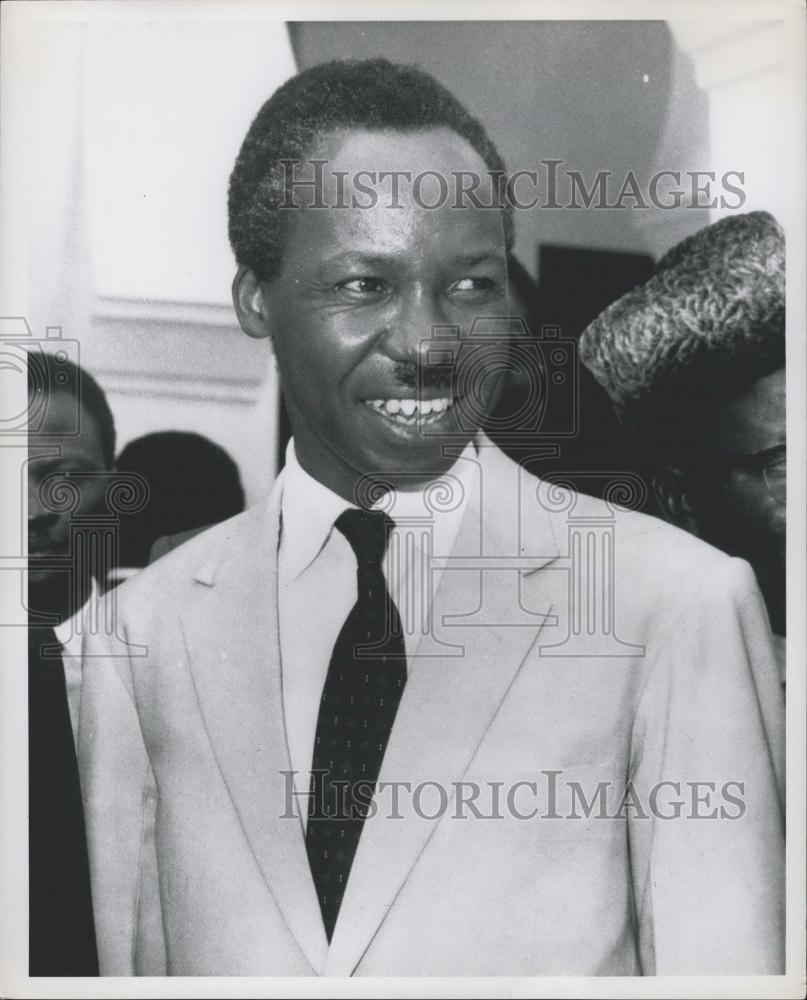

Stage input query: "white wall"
[
  {"left": 22, "top": 17, "right": 296, "bottom": 505},
  {"left": 668, "top": 19, "right": 793, "bottom": 227}
]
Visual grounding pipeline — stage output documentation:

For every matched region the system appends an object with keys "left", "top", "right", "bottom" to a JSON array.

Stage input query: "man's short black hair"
[
  {"left": 228, "top": 58, "right": 514, "bottom": 281},
  {"left": 27, "top": 352, "right": 116, "bottom": 468}
]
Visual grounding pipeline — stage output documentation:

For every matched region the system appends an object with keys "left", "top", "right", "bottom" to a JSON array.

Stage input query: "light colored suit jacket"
[{"left": 78, "top": 444, "right": 784, "bottom": 976}]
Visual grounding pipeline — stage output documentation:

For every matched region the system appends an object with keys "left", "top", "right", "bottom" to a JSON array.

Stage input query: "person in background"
[
  {"left": 27, "top": 353, "right": 112, "bottom": 974},
  {"left": 114, "top": 431, "right": 245, "bottom": 572},
  {"left": 580, "top": 210, "right": 786, "bottom": 685}
]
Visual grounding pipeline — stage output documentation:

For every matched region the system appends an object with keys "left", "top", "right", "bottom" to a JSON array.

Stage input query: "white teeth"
[{"left": 367, "top": 397, "right": 454, "bottom": 419}]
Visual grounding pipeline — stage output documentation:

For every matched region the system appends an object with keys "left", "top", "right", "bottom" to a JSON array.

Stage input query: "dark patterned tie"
[
  {"left": 305, "top": 508, "right": 407, "bottom": 941},
  {"left": 28, "top": 623, "right": 98, "bottom": 975}
]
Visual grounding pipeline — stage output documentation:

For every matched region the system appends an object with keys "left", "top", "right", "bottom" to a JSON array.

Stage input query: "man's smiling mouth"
[{"left": 364, "top": 396, "right": 456, "bottom": 426}]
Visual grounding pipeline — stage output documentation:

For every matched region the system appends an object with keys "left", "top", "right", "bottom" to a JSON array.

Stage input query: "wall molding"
[
  {"left": 98, "top": 370, "right": 262, "bottom": 405},
  {"left": 92, "top": 295, "right": 238, "bottom": 330}
]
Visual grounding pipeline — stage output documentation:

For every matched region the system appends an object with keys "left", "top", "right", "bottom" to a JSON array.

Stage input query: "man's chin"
[
  {"left": 344, "top": 446, "right": 471, "bottom": 511},
  {"left": 296, "top": 410, "right": 479, "bottom": 503}
]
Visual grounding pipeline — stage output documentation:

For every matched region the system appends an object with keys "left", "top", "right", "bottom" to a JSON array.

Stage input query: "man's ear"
[
  {"left": 232, "top": 265, "right": 273, "bottom": 340},
  {"left": 652, "top": 466, "right": 701, "bottom": 536}
]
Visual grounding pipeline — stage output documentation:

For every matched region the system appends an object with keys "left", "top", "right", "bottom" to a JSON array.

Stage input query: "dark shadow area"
[
  {"left": 115, "top": 431, "right": 245, "bottom": 569},
  {"left": 485, "top": 250, "right": 659, "bottom": 513}
]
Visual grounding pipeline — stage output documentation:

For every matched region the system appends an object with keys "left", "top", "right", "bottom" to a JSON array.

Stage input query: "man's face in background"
[
  {"left": 28, "top": 390, "right": 110, "bottom": 605},
  {"left": 237, "top": 127, "right": 509, "bottom": 502},
  {"left": 687, "top": 367, "right": 786, "bottom": 633}
]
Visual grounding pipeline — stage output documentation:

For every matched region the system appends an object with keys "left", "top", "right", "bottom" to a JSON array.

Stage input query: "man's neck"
[{"left": 290, "top": 436, "right": 477, "bottom": 507}]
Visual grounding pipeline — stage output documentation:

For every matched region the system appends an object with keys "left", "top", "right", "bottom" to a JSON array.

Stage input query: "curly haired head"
[
  {"left": 579, "top": 211, "right": 785, "bottom": 462},
  {"left": 228, "top": 58, "right": 513, "bottom": 281}
]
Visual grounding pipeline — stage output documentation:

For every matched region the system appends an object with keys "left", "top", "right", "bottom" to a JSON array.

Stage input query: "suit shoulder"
[
  {"left": 110, "top": 505, "right": 263, "bottom": 616},
  {"left": 148, "top": 525, "right": 207, "bottom": 563},
  {"left": 523, "top": 474, "right": 764, "bottom": 641},
  {"left": 522, "top": 468, "right": 738, "bottom": 579}
]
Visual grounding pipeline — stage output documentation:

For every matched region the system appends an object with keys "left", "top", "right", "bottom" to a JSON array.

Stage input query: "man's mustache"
[{"left": 391, "top": 361, "right": 453, "bottom": 392}]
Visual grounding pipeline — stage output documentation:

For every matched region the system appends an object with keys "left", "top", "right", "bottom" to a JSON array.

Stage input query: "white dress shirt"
[
  {"left": 54, "top": 577, "right": 98, "bottom": 746},
  {"left": 278, "top": 440, "right": 479, "bottom": 822}
]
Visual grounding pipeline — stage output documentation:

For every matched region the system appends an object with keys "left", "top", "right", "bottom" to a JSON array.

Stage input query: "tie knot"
[{"left": 335, "top": 508, "right": 394, "bottom": 569}]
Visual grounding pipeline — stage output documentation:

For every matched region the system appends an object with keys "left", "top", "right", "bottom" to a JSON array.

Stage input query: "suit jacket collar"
[
  {"left": 184, "top": 443, "right": 561, "bottom": 975},
  {"left": 184, "top": 475, "right": 330, "bottom": 973}
]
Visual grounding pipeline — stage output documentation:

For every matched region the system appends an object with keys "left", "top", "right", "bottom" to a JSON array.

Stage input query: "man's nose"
[{"left": 381, "top": 290, "right": 449, "bottom": 364}]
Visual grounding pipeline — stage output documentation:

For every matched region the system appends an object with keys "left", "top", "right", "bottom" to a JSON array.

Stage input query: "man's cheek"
[
  {"left": 721, "top": 479, "right": 767, "bottom": 522},
  {"left": 35, "top": 518, "right": 71, "bottom": 553}
]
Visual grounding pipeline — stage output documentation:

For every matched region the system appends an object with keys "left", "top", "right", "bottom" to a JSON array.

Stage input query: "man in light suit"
[{"left": 78, "top": 59, "right": 784, "bottom": 977}]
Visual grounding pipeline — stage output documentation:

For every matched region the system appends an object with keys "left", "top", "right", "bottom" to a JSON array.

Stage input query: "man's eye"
[
  {"left": 335, "top": 277, "right": 386, "bottom": 296},
  {"left": 448, "top": 277, "right": 496, "bottom": 295}
]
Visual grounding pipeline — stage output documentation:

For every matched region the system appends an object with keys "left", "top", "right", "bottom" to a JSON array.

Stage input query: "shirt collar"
[
  {"left": 279, "top": 442, "right": 354, "bottom": 581},
  {"left": 279, "top": 438, "right": 478, "bottom": 581}
]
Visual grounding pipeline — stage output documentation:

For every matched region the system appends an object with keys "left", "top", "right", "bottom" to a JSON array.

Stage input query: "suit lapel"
[
  {"left": 325, "top": 444, "right": 561, "bottom": 975},
  {"left": 181, "top": 482, "right": 329, "bottom": 974}
]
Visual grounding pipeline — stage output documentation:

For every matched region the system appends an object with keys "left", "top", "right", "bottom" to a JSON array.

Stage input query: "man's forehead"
[
  {"left": 33, "top": 391, "right": 105, "bottom": 455},
  {"left": 280, "top": 125, "right": 507, "bottom": 257},
  {"left": 311, "top": 125, "right": 490, "bottom": 176}
]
